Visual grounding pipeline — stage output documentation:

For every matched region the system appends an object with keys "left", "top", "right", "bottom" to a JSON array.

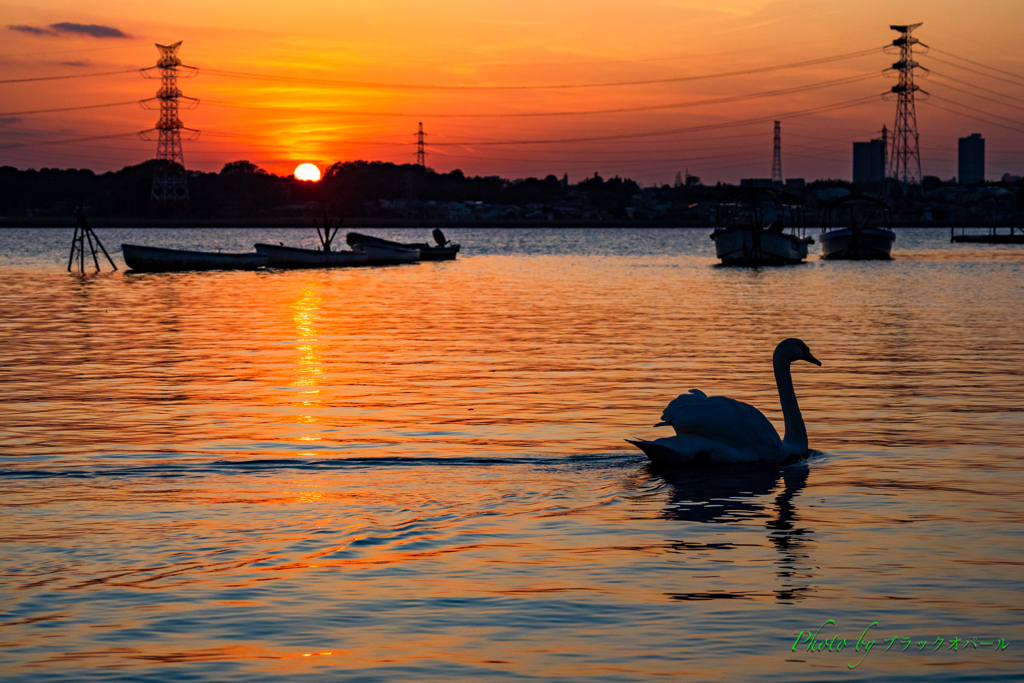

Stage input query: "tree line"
[{"left": 0, "top": 159, "right": 652, "bottom": 218}]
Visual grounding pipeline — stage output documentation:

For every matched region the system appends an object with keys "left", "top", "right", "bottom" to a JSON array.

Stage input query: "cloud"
[
  {"left": 7, "top": 25, "right": 59, "bottom": 36},
  {"left": 6, "top": 22, "right": 131, "bottom": 39},
  {"left": 50, "top": 23, "right": 131, "bottom": 39},
  {"left": 60, "top": 60, "right": 91, "bottom": 67},
  {"left": 0, "top": 117, "right": 24, "bottom": 126}
]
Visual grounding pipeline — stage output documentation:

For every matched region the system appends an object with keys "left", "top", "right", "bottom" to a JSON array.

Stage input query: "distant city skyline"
[
  {"left": 959, "top": 133, "right": 985, "bottom": 184},
  {"left": 1, "top": 1, "right": 1021, "bottom": 184}
]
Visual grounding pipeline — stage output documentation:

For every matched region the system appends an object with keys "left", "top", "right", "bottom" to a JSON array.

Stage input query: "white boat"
[
  {"left": 711, "top": 226, "right": 813, "bottom": 266},
  {"left": 350, "top": 242, "right": 420, "bottom": 264},
  {"left": 819, "top": 227, "right": 896, "bottom": 260},
  {"left": 255, "top": 243, "right": 369, "bottom": 268},
  {"left": 712, "top": 185, "right": 812, "bottom": 266},
  {"left": 121, "top": 244, "right": 268, "bottom": 272}
]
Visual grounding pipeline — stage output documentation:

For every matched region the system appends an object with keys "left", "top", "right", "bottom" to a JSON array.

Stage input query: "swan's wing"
[
  {"left": 626, "top": 434, "right": 773, "bottom": 465},
  {"left": 655, "top": 390, "right": 781, "bottom": 453}
]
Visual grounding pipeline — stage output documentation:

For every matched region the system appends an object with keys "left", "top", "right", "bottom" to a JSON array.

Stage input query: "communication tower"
[
  {"left": 140, "top": 42, "right": 199, "bottom": 214},
  {"left": 771, "top": 120, "right": 783, "bottom": 184},
  {"left": 416, "top": 122, "right": 426, "bottom": 167},
  {"left": 885, "top": 24, "right": 928, "bottom": 194}
]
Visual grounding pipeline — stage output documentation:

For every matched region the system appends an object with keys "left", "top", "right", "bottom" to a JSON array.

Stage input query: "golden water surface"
[{"left": 1, "top": 228, "right": 1022, "bottom": 682}]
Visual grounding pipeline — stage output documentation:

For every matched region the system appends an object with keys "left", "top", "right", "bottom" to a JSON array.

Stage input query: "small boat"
[
  {"left": 820, "top": 227, "right": 896, "bottom": 259},
  {"left": 712, "top": 185, "right": 813, "bottom": 266},
  {"left": 712, "top": 225, "right": 813, "bottom": 265},
  {"left": 121, "top": 244, "right": 268, "bottom": 272},
  {"left": 254, "top": 243, "right": 369, "bottom": 268},
  {"left": 350, "top": 241, "right": 420, "bottom": 264},
  {"left": 346, "top": 230, "right": 460, "bottom": 261},
  {"left": 820, "top": 194, "right": 895, "bottom": 259}
]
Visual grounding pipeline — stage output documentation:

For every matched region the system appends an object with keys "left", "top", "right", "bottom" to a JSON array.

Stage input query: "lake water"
[{"left": 1, "top": 227, "right": 1022, "bottom": 682}]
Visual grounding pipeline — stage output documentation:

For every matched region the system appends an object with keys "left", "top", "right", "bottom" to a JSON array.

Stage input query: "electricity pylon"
[
  {"left": 140, "top": 41, "right": 199, "bottom": 215},
  {"left": 416, "top": 122, "right": 426, "bottom": 167},
  {"left": 886, "top": 24, "right": 928, "bottom": 195}
]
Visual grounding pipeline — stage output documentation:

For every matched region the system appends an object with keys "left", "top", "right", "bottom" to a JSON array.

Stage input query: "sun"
[{"left": 294, "top": 163, "right": 321, "bottom": 182}]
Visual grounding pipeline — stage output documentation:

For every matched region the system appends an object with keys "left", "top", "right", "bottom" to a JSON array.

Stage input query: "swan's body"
[{"left": 628, "top": 338, "right": 820, "bottom": 465}]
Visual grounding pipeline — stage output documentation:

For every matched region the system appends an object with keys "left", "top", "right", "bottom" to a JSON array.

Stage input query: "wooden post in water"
[
  {"left": 67, "top": 200, "right": 118, "bottom": 274},
  {"left": 313, "top": 212, "right": 343, "bottom": 252}
]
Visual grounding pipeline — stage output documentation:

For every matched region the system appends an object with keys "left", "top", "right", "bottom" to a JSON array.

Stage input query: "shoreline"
[{"left": 0, "top": 217, "right": 1013, "bottom": 229}]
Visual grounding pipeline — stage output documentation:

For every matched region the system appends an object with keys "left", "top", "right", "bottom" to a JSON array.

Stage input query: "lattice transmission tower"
[
  {"left": 140, "top": 42, "right": 199, "bottom": 215},
  {"left": 771, "top": 120, "right": 783, "bottom": 184},
  {"left": 415, "top": 122, "right": 426, "bottom": 167},
  {"left": 886, "top": 23, "right": 928, "bottom": 195}
]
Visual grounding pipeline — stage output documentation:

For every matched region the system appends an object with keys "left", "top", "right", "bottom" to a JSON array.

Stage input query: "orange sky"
[{"left": 1, "top": 0, "right": 1022, "bottom": 184}]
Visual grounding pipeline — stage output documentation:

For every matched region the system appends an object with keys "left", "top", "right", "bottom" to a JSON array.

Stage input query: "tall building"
[
  {"left": 958, "top": 133, "right": 985, "bottom": 184},
  {"left": 853, "top": 138, "right": 886, "bottom": 184}
]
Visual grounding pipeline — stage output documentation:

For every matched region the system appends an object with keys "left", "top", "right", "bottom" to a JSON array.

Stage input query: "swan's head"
[{"left": 775, "top": 338, "right": 821, "bottom": 367}]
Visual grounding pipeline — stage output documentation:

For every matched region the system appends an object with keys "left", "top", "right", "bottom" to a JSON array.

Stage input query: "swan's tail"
[{"left": 626, "top": 438, "right": 696, "bottom": 463}]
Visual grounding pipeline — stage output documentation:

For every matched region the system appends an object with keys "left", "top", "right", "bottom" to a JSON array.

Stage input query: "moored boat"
[
  {"left": 819, "top": 227, "right": 896, "bottom": 260},
  {"left": 255, "top": 243, "right": 369, "bottom": 268},
  {"left": 712, "top": 184, "right": 812, "bottom": 266},
  {"left": 350, "top": 241, "right": 420, "bottom": 264},
  {"left": 711, "top": 225, "right": 813, "bottom": 265},
  {"left": 820, "top": 194, "right": 895, "bottom": 259},
  {"left": 121, "top": 244, "right": 268, "bottom": 272},
  {"left": 346, "top": 231, "right": 460, "bottom": 261}
]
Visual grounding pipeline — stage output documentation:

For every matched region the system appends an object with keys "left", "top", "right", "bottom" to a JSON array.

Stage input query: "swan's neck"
[{"left": 773, "top": 356, "right": 807, "bottom": 453}]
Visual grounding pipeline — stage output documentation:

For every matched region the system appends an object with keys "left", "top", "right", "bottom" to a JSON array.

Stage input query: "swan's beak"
[{"left": 804, "top": 351, "right": 821, "bottom": 366}]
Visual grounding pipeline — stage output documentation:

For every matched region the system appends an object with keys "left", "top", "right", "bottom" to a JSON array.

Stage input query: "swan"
[{"left": 627, "top": 338, "right": 821, "bottom": 465}]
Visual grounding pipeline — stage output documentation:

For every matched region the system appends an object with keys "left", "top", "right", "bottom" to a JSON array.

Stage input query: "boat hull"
[
  {"left": 346, "top": 232, "right": 460, "bottom": 260},
  {"left": 350, "top": 242, "right": 420, "bottom": 264},
  {"left": 121, "top": 244, "right": 268, "bottom": 272},
  {"left": 819, "top": 228, "right": 895, "bottom": 260},
  {"left": 254, "top": 243, "right": 369, "bottom": 268},
  {"left": 711, "top": 228, "right": 811, "bottom": 265}
]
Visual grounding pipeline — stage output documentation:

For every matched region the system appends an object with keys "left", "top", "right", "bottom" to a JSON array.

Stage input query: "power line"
[
  {"left": 928, "top": 47, "right": 1024, "bottom": 83},
  {"left": 0, "top": 72, "right": 877, "bottom": 120},
  {"left": 0, "top": 101, "right": 139, "bottom": 116},
  {"left": 0, "top": 131, "right": 139, "bottom": 149},
  {"left": 925, "top": 55, "right": 1024, "bottom": 88},
  {"left": 928, "top": 80, "right": 1024, "bottom": 113},
  {"left": 197, "top": 72, "right": 880, "bottom": 119},
  {"left": 923, "top": 100, "right": 1024, "bottom": 136},
  {"left": 0, "top": 69, "right": 139, "bottom": 85},
  {"left": 424, "top": 95, "right": 881, "bottom": 146},
  {"left": 0, "top": 43, "right": 143, "bottom": 58},
  {"left": 926, "top": 95, "right": 1024, "bottom": 134},
  {"left": 199, "top": 47, "right": 884, "bottom": 91},
  {"left": 929, "top": 71, "right": 1024, "bottom": 106}
]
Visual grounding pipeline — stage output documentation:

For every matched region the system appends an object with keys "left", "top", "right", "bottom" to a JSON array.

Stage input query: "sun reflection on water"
[{"left": 290, "top": 284, "right": 324, "bottom": 430}]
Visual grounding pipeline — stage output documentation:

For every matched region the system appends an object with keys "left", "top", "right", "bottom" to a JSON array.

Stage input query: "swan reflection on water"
[{"left": 651, "top": 460, "right": 815, "bottom": 603}]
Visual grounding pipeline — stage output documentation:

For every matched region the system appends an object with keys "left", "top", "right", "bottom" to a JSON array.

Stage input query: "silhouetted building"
[
  {"left": 785, "top": 178, "right": 805, "bottom": 190},
  {"left": 959, "top": 133, "right": 985, "bottom": 184},
  {"left": 853, "top": 138, "right": 886, "bottom": 183}
]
